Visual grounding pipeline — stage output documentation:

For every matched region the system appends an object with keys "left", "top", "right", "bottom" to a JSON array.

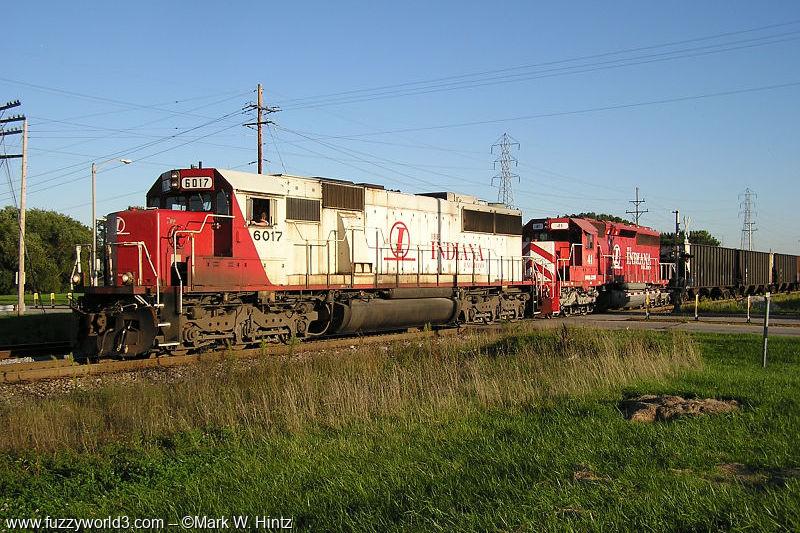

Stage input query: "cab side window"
[
  {"left": 215, "top": 190, "right": 231, "bottom": 215},
  {"left": 247, "top": 197, "right": 277, "bottom": 226}
]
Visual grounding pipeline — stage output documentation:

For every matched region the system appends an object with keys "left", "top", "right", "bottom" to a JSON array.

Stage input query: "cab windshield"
[{"left": 162, "top": 192, "right": 212, "bottom": 212}]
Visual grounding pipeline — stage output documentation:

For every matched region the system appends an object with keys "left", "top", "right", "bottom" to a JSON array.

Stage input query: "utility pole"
[
  {"left": 19, "top": 119, "right": 26, "bottom": 316},
  {"left": 491, "top": 133, "right": 520, "bottom": 207},
  {"left": 91, "top": 162, "right": 97, "bottom": 285},
  {"left": 739, "top": 187, "right": 757, "bottom": 250},
  {"left": 626, "top": 186, "right": 648, "bottom": 226},
  {"left": 672, "top": 209, "right": 681, "bottom": 283},
  {"left": 244, "top": 83, "right": 280, "bottom": 174},
  {"left": 672, "top": 209, "right": 680, "bottom": 242},
  {"left": 0, "top": 100, "right": 26, "bottom": 315}
]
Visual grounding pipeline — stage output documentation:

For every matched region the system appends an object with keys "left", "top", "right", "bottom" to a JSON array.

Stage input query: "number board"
[{"left": 181, "top": 176, "right": 213, "bottom": 190}]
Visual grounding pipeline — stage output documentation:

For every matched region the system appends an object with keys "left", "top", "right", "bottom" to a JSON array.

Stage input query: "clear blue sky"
[{"left": 2, "top": 1, "right": 798, "bottom": 252}]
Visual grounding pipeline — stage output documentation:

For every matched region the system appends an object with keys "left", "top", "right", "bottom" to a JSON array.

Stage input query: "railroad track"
[
  {"left": 0, "top": 327, "right": 475, "bottom": 385},
  {"left": 4, "top": 292, "right": 795, "bottom": 384}
]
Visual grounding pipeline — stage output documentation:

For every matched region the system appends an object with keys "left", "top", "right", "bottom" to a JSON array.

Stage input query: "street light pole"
[
  {"left": 91, "top": 161, "right": 97, "bottom": 286},
  {"left": 91, "top": 158, "right": 132, "bottom": 286}
]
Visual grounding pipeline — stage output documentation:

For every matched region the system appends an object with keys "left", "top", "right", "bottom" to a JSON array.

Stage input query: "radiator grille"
[
  {"left": 463, "top": 209, "right": 522, "bottom": 235},
  {"left": 494, "top": 213, "right": 523, "bottom": 235},
  {"left": 286, "top": 197, "right": 321, "bottom": 222},
  {"left": 322, "top": 182, "right": 364, "bottom": 211},
  {"left": 462, "top": 209, "right": 494, "bottom": 233}
]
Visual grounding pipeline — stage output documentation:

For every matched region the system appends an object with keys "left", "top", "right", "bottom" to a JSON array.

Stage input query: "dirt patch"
[
  {"left": 711, "top": 463, "right": 800, "bottom": 487},
  {"left": 573, "top": 467, "right": 609, "bottom": 483},
  {"left": 619, "top": 395, "right": 739, "bottom": 422}
]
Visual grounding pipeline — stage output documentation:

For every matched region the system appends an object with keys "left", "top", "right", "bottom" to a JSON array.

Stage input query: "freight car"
[
  {"left": 773, "top": 253, "right": 800, "bottom": 292},
  {"left": 523, "top": 217, "right": 672, "bottom": 315},
  {"left": 673, "top": 243, "right": 799, "bottom": 300},
  {"left": 72, "top": 167, "right": 533, "bottom": 359}
]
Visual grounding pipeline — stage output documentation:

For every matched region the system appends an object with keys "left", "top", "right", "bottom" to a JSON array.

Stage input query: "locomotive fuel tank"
[
  {"left": 332, "top": 297, "right": 459, "bottom": 334},
  {"left": 597, "top": 283, "right": 671, "bottom": 310}
]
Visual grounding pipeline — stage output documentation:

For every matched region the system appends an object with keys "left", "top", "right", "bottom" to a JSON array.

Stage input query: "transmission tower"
[
  {"left": 738, "top": 187, "right": 757, "bottom": 250},
  {"left": 491, "top": 133, "right": 520, "bottom": 207},
  {"left": 626, "top": 186, "right": 648, "bottom": 225}
]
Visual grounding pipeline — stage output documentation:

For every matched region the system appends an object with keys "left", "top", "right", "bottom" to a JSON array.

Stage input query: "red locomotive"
[
  {"left": 73, "top": 167, "right": 533, "bottom": 359},
  {"left": 523, "top": 217, "right": 671, "bottom": 315}
]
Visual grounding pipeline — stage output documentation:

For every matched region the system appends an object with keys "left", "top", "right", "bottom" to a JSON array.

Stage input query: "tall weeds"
[{"left": 0, "top": 327, "right": 699, "bottom": 452}]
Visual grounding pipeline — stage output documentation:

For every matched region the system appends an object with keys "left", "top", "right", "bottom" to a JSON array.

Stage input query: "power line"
[
  {"left": 267, "top": 123, "right": 287, "bottom": 174},
  {"left": 288, "top": 80, "right": 800, "bottom": 137},
  {"left": 276, "top": 32, "right": 800, "bottom": 110},
  {"left": 274, "top": 19, "right": 800, "bottom": 108},
  {"left": 28, "top": 89, "right": 252, "bottom": 127},
  {"left": 0, "top": 77, "right": 248, "bottom": 121},
  {"left": 0, "top": 108, "right": 245, "bottom": 202}
]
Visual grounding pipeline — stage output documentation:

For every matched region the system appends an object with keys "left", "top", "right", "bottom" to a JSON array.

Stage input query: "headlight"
[{"left": 121, "top": 272, "right": 133, "bottom": 285}]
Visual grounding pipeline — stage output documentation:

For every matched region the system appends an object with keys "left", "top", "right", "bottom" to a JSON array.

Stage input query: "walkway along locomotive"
[{"left": 72, "top": 167, "right": 532, "bottom": 359}]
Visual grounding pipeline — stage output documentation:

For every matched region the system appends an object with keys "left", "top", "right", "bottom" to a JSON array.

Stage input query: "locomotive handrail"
[
  {"left": 110, "top": 241, "right": 160, "bottom": 306},
  {"left": 287, "top": 223, "right": 529, "bottom": 288}
]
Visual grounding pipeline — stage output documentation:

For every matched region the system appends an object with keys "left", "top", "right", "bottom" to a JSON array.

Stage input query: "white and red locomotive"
[
  {"left": 523, "top": 217, "right": 672, "bottom": 315},
  {"left": 74, "top": 167, "right": 533, "bottom": 358}
]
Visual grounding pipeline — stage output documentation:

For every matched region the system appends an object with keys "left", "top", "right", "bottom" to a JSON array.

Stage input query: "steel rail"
[{"left": 0, "top": 328, "right": 468, "bottom": 384}]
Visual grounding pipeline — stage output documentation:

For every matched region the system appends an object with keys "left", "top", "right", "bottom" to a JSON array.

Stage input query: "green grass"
[
  {"left": 692, "top": 291, "right": 800, "bottom": 316},
  {"left": 0, "top": 330, "right": 798, "bottom": 531},
  {"left": 0, "top": 292, "right": 78, "bottom": 307}
]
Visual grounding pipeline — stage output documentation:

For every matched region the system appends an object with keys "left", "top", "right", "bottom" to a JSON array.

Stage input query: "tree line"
[{"left": 0, "top": 207, "right": 91, "bottom": 294}]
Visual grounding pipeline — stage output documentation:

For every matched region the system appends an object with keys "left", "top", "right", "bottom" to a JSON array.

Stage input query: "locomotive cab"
[
  {"left": 523, "top": 217, "right": 603, "bottom": 315},
  {"left": 146, "top": 168, "right": 234, "bottom": 259},
  {"left": 525, "top": 217, "right": 601, "bottom": 285}
]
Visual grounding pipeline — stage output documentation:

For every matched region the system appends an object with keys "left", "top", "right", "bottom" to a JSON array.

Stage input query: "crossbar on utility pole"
[{"left": 0, "top": 100, "right": 21, "bottom": 112}]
